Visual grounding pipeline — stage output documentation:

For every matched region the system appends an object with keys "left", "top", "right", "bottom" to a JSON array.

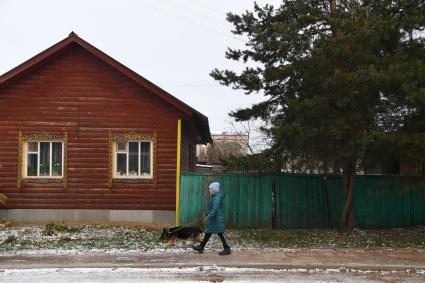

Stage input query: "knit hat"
[{"left": 208, "top": 182, "right": 220, "bottom": 193}]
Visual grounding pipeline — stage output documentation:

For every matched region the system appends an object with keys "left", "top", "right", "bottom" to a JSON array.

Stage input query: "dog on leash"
[{"left": 160, "top": 226, "right": 203, "bottom": 248}]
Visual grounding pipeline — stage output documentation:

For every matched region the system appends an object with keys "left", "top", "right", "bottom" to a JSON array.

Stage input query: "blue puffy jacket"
[{"left": 205, "top": 191, "right": 225, "bottom": 233}]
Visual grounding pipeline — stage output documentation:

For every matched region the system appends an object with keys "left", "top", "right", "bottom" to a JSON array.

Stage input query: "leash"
[{"left": 167, "top": 217, "right": 205, "bottom": 234}]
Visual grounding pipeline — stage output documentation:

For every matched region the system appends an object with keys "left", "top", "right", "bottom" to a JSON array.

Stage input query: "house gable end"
[
  {"left": 0, "top": 33, "right": 212, "bottom": 144},
  {"left": 0, "top": 34, "right": 189, "bottom": 116}
]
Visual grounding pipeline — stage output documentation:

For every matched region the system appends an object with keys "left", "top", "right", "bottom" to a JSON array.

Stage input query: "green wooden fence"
[
  {"left": 354, "top": 176, "right": 425, "bottom": 228},
  {"left": 216, "top": 174, "right": 273, "bottom": 228},
  {"left": 179, "top": 173, "right": 425, "bottom": 229},
  {"left": 179, "top": 174, "right": 272, "bottom": 228},
  {"left": 275, "top": 175, "right": 330, "bottom": 228},
  {"left": 179, "top": 174, "right": 207, "bottom": 226}
]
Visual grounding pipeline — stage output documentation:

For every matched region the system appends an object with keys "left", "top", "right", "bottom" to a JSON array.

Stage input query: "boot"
[
  {"left": 192, "top": 245, "right": 204, "bottom": 254},
  {"left": 219, "top": 246, "right": 231, "bottom": 256}
]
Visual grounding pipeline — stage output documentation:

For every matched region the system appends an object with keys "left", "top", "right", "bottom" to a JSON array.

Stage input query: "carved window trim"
[
  {"left": 17, "top": 132, "right": 68, "bottom": 189},
  {"left": 108, "top": 132, "right": 157, "bottom": 188}
]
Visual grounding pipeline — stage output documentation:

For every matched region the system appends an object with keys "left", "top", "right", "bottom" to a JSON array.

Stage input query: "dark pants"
[{"left": 200, "top": 232, "right": 229, "bottom": 249}]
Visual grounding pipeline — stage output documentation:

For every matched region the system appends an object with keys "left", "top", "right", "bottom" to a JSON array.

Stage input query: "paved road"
[{"left": 1, "top": 249, "right": 425, "bottom": 282}]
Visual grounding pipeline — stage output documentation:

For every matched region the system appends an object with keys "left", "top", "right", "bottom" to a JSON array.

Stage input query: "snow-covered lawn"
[{"left": 0, "top": 223, "right": 424, "bottom": 254}]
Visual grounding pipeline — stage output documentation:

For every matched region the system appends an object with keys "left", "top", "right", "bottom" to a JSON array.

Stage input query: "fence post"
[
  {"left": 322, "top": 176, "right": 332, "bottom": 228},
  {"left": 204, "top": 174, "right": 212, "bottom": 209},
  {"left": 272, "top": 175, "right": 277, "bottom": 229}
]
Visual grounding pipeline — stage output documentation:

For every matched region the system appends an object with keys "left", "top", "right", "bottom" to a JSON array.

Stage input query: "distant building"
[{"left": 196, "top": 132, "right": 249, "bottom": 173}]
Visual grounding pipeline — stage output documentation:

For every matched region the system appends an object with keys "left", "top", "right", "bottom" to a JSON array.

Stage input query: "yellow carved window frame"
[
  {"left": 108, "top": 132, "right": 157, "bottom": 188},
  {"left": 17, "top": 132, "right": 68, "bottom": 189}
]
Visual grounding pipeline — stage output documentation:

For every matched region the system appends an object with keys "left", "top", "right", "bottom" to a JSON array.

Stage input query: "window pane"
[
  {"left": 140, "top": 142, "right": 151, "bottom": 175},
  {"left": 27, "top": 153, "right": 38, "bottom": 176},
  {"left": 39, "top": 142, "right": 50, "bottom": 176},
  {"left": 52, "top": 142, "right": 62, "bottom": 176},
  {"left": 116, "top": 153, "right": 127, "bottom": 176},
  {"left": 128, "top": 142, "right": 139, "bottom": 176},
  {"left": 117, "top": 141, "right": 126, "bottom": 152},
  {"left": 28, "top": 142, "right": 38, "bottom": 153}
]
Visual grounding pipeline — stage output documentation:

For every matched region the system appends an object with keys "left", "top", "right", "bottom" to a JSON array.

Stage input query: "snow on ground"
[
  {"left": 0, "top": 224, "right": 302, "bottom": 255},
  {"left": 1, "top": 267, "right": 425, "bottom": 283},
  {"left": 1, "top": 223, "right": 425, "bottom": 255}
]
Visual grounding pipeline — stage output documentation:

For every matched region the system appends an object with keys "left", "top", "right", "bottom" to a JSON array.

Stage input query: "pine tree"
[{"left": 211, "top": 0, "right": 425, "bottom": 228}]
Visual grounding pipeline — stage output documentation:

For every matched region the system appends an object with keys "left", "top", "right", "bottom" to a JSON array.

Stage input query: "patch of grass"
[
  {"left": 3, "top": 235, "right": 17, "bottom": 244},
  {"left": 43, "top": 223, "right": 82, "bottom": 236},
  {"left": 57, "top": 237, "right": 72, "bottom": 246},
  {"left": 224, "top": 226, "right": 425, "bottom": 249}
]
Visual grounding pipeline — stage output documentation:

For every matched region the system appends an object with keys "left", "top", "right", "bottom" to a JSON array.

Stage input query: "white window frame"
[
  {"left": 113, "top": 140, "right": 153, "bottom": 179},
  {"left": 23, "top": 141, "right": 64, "bottom": 178}
]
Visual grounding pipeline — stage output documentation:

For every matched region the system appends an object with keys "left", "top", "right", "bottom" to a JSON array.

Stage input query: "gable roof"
[{"left": 0, "top": 32, "right": 212, "bottom": 144}]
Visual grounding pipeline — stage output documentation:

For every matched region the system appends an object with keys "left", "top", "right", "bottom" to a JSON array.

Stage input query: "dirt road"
[
  {"left": 1, "top": 249, "right": 425, "bottom": 282},
  {"left": 1, "top": 249, "right": 425, "bottom": 270}
]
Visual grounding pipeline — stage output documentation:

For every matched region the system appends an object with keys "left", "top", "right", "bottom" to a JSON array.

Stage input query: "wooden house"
[{"left": 0, "top": 32, "right": 212, "bottom": 224}]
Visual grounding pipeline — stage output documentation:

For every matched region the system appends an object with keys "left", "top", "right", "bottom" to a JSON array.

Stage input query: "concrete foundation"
[{"left": 0, "top": 209, "right": 175, "bottom": 224}]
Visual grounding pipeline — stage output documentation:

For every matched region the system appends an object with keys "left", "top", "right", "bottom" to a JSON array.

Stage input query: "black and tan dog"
[{"left": 160, "top": 226, "right": 203, "bottom": 248}]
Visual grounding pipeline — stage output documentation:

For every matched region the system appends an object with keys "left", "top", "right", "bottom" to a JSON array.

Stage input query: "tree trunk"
[
  {"left": 330, "top": 0, "right": 336, "bottom": 14},
  {"left": 329, "top": 0, "right": 338, "bottom": 38},
  {"left": 341, "top": 161, "right": 356, "bottom": 228},
  {"left": 329, "top": 0, "right": 355, "bottom": 228}
]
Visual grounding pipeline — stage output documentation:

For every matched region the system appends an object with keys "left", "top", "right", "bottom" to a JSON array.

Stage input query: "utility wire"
[
  {"left": 160, "top": 0, "right": 233, "bottom": 29},
  {"left": 186, "top": 0, "right": 229, "bottom": 16},
  {"left": 158, "top": 83, "right": 223, "bottom": 87},
  {"left": 136, "top": 0, "right": 246, "bottom": 43}
]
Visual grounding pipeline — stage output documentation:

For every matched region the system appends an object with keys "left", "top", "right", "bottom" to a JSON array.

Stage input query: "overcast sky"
[{"left": 0, "top": 0, "right": 281, "bottom": 132}]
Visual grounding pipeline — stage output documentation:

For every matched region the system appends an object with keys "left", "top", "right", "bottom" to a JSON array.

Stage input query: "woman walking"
[{"left": 193, "top": 182, "right": 231, "bottom": 255}]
